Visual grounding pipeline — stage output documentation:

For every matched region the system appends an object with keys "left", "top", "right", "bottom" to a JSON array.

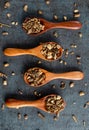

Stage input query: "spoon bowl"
[
  {"left": 22, "top": 17, "right": 82, "bottom": 36},
  {"left": 3, "top": 42, "right": 63, "bottom": 61},
  {"left": 24, "top": 67, "right": 84, "bottom": 87},
  {"left": 5, "top": 94, "right": 66, "bottom": 114}
]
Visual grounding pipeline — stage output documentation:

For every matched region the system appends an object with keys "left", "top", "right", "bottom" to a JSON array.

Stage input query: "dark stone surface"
[{"left": 0, "top": 0, "right": 89, "bottom": 130}]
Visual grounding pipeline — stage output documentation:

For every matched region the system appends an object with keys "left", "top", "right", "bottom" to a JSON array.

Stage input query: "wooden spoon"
[
  {"left": 22, "top": 18, "right": 82, "bottom": 36},
  {"left": 5, "top": 94, "right": 66, "bottom": 114},
  {"left": 24, "top": 67, "right": 84, "bottom": 87},
  {"left": 3, "top": 42, "right": 63, "bottom": 61}
]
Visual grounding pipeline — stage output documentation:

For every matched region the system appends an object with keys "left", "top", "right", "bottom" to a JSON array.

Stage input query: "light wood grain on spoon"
[
  {"left": 39, "top": 18, "right": 82, "bottom": 30},
  {"left": 5, "top": 94, "right": 66, "bottom": 114},
  {"left": 3, "top": 42, "right": 63, "bottom": 61},
  {"left": 24, "top": 67, "right": 84, "bottom": 87},
  {"left": 22, "top": 18, "right": 82, "bottom": 36}
]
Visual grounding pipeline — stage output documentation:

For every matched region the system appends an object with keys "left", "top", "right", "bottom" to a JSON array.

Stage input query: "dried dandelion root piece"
[
  {"left": 0, "top": 23, "right": 11, "bottom": 28},
  {"left": 0, "top": 72, "right": 7, "bottom": 78},
  {"left": 25, "top": 68, "right": 46, "bottom": 87},
  {"left": 72, "top": 114, "right": 78, "bottom": 123},
  {"left": 45, "top": 95, "right": 65, "bottom": 113},
  {"left": 37, "top": 112, "right": 45, "bottom": 119},
  {"left": 22, "top": 18, "right": 45, "bottom": 34}
]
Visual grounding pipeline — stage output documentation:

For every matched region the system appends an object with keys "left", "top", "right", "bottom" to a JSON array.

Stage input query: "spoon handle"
[
  {"left": 52, "top": 21, "right": 82, "bottom": 30},
  {"left": 49, "top": 71, "right": 84, "bottom": 80},
  {"left": 6, "top": 99, "right": 36, "bottom": 108},
  {"left": 4, "top": 48, "right": 31, "bottom": 56}
]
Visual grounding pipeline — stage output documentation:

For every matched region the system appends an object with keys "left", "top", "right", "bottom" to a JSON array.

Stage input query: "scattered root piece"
[
  {"left": 53, "top": 15, "right": 58, "bottom": 20},
  {"left": 79, "top": 91, "right": 85, "bottom": 96},
  {"left": 53, "top": 112, "right": 59, "bottom": 121},
  {"left": 84, "top": 101, "right": 89, "bottom": 109},
  {"left": 72, "top": 114, "right": 78, "bottom": 123},
  {"left": 1, "top": 103, "right": 5, "bottom": 110},
  {"left": 3, "top": 79, "right": 8, "bottom": 86},
  {"left": 0, "top": 22, "right": 11, "bottom": 28},
  {"left": 86, "top": 101, "right": 89, "bottom": 105},
  {"left": 37, "top": 60, "right": 42, "bottom": 64},
  {"left": 63, "top": 16, "right": 67, "bottom": 21},
  {"left": 53, "top": 31, "right": 59, "bottom": 37},
  {"left": 60, "top": 81, "right": 66, "bottom": 89},
  {"left": 6, "top": 13, "right": 11, "bottom": 18},
  {"left": 45, "top": 0, "right": 50, "bottom": 5},
  {"left": 78, "top": 32, "right": 83, "bottom": 38},
  {"left": 17, "top": 89, "right": 23, "bottom": 95},
  {"left": 33, "top": 90, "right": 41, "bottom": 97},
  {"left": 4, "top": 1, "right": 11, "bottom": 8},
  {"left": 73, "top": 9, "right": 80, "bottom": 18},
  {"left": 83, "top": 120, "right": 86, "bottom": 127},
  {"left": 64, "top": 49, "right": 69, "bottom": 57},
  {"left": 76, "top": 55, "right": 81, "bottom": 60},
  {"left": 73, "top": 3, "right": 77, "bottom": 7},
  {"left": 11, "top": 21, "right": 18, "bottom": 26},
  {"left": 23, "top": 5, "right": 28, "bottom": 12},
  {"left": 37, "top": 111, "right": 45, "bottom": 119},
  {"left": 74, "top": 13, "right": 80, "bottom": 18},
  {"left": 83, "top": 103, "right": 87, "bottom": 109},
  {"left": 63, "top": 61, "right": 67, "bottom": 65},
  {"left": 3, "top": 62, "right": 9, "bottom": 67},
  {"left": 74, "top": 9, "right": 79, "bottom": 13},
  {"left": 38, "top": 10, "right": 43, "bottom": 15},
  {"left": 69, "top": 81, "right": 75, "bottom": 88},
  {"left": 70, "top": 51, "right": 75, "bottom": 55},
  {"left": 2, "top": 31, "right": 9, "bottom": 36},
  {"left": 11, "top": 71, "right": 15, "bottom": 76},
  {"left": 0, "top": 72, "right": 7, "bottom": 79},
  {"left": 53, "top": 115, "right": 58, "bottom": 121},
  {"left": 59, "top": 59, "right": 63, "bottom": 64},
  {"left": 24, "top": 114, "right": 28, "bottom": 120},
  {"left": 70, "top": 44, "right": 77, "bottom": 48},
  {"left": 17, "top": 113, "right": 21, "bottom": 119},
  {"left": 52, "top": 84, "right": 56, "bottom": 89}
]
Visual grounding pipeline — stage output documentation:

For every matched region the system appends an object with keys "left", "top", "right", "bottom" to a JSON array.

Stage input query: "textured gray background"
[{"left": 0, "top": 0, "right": 89, "bottom": 130}]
